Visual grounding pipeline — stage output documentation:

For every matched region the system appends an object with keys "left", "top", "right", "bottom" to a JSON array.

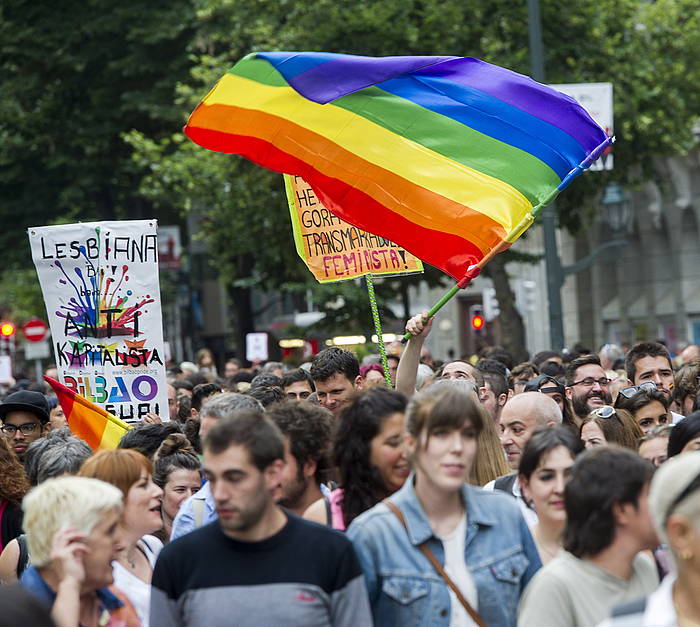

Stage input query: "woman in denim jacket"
[{"left": 347, "top": 382, "right": 541, "bottom": 626}]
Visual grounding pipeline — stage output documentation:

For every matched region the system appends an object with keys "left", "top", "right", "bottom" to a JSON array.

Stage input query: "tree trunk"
[
  {"left": 229, "top": 254, "right": 256, "bottom": 365},
  {"left": 487, "top": 255, "right": 528, "bottom": 363}
]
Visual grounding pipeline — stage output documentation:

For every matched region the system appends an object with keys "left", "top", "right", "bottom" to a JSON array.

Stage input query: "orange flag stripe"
[{"left": 45, "top": 376, "right": 132, "bottom": 450}]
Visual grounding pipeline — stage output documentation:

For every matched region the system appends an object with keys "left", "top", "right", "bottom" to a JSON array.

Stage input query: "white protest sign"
[
  {"left": 246, "top": 333, "right": 269, "bottom": 362},
  {"left": 28, "top": 220, "right": 168, "bottom": 422},
  {"left": 551, "top": 82, "right": 614, "bottom": 171},
  {"left": 0, "top": 356, "right": 12, "bottom": 384}
]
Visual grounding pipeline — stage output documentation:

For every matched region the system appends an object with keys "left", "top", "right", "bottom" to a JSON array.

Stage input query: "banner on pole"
[
  {"left": 285, "top": 175, "right": 423, "bottom": 283},
  {"left": 28, "top": 220, "right": 168, "bottom": 423}
]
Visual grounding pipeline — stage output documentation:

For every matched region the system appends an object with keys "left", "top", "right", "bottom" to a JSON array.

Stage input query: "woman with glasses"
[
  {"left": 347, "top": 383, "right": 541, "bottom": 626},
  {"left": 615, "top": 384, "right": 670, "bottom": 434},
  {"left": 599, "top": 451, "right": 700, "bottom": 626},
  {"left": 579, "top": 406, "right": 643, "bottom": 450}
]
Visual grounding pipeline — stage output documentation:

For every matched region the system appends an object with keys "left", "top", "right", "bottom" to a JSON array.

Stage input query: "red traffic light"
[
  {"left": 471, "top": 314, "right": 484, "bottom": 330},
  {"left": 0, "top": 322, "right": 15, "bottom": 337}
]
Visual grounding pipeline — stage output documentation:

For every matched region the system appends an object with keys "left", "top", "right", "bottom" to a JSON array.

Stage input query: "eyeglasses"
[
  {"left": 618, "top": 381, "right": 657, "bottom": 399},
  {"left": 1, "top": 423, "right": 42, "bottom": 436},
  {"left": 591, "top": 405, "right": 616, "bottom": 419},
  {"left": 571, "top": 377, "right": 611, "bottom": 388}
]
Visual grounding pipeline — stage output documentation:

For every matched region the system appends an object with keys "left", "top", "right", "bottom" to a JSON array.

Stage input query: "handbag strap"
[{"left": 383, "top": 500, "right": 486, "bottom": 627}]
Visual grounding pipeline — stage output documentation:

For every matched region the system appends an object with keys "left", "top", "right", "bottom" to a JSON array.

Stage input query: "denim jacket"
[{"left": 347, "top": 476, "right": 541, "bottom": 627}]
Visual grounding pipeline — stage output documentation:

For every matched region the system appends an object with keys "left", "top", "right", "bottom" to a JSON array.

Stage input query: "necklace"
[{"left": 125, "top": 546, "right": 138, "bottom": 569}]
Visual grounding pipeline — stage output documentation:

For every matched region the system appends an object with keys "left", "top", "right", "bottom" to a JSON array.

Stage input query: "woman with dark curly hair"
[
  {"left": 304, "top": 387, "right": 409, "bottom": 530},
  {"left": 0, "top": 436, "right": 29, "bottom": 551}
]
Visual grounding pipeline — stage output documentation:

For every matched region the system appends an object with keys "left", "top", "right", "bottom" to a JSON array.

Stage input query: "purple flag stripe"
[
  {"left": 413, "top": 57, "right": 604, "bottom": 152},
  {"left": 257, "top": 51, "right": 457, "bottom": 104}
]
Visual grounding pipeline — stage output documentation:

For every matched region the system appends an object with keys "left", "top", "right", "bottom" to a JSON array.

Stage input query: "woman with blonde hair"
[
  {"left": 79, "top": 448, "right": 163, "bottom": 626},
  {"left": 471, "top": 409, "right": 510, "bottom": 486},
  {"left": 19, "top": 476, "right": 139, "bottom": 626}
]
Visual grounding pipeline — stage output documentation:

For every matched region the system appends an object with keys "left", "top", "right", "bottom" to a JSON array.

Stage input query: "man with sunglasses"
[
  {"left": 0, "top": 390, "right": 50, "bottom": 460},
  {"left": 565, "top": 355, "right": 612, "bottom": 426},
  {"left": 625, "top": 342, "right": 684, "bottom": 423}
]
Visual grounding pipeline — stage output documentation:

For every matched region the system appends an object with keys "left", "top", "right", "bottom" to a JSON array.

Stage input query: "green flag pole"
[{"left": 365, "top": 274, "right": 392, "bottom": 387}]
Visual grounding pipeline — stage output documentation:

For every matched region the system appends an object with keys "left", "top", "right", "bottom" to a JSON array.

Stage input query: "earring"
[{"left": 679, "top": 549, "right": 693, "bottom": 561}]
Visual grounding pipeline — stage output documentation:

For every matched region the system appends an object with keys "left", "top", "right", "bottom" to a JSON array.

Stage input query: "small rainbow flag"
[
  {"left": 185, "top": 52, "right": 610, "bottom": 280},
  {"left": 45, "top": 376, "right": 132, "bottom": 450}
]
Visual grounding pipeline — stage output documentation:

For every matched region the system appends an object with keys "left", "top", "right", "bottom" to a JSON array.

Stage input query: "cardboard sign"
[
  {"left": 28, "top": 220, "right": 168, "bottom": 423},
  {"left": 285, "top": 175, "right": 423, "bottom": 283}
]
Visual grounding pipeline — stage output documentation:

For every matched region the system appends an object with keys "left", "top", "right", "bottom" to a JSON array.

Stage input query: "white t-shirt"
[
  {"left": 438, "top": 514, "right": 479, "bottom": 627},
  {"left": 112, "top": 534, "right": 163, "bottom": 627}
]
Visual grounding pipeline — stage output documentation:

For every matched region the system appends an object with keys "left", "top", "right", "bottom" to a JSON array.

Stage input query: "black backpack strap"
[
  {"left": 16, "top": 534, "right": 29, "bottom": 578},
  {"left": 493, "top": 473, "right": 517, "bottom": 494}
]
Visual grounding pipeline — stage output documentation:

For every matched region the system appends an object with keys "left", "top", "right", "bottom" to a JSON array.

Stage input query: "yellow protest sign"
[{"left": 284, "top": 175, "right": 423, "bottom": 283}]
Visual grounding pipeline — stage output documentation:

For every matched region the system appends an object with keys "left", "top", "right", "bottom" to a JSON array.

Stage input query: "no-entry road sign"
[{"left": 22, "top": 319, "right": 49, "bottom": 343}]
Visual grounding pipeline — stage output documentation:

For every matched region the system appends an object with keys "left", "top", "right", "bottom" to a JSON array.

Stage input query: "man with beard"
[
  {"left": 565, "top": 355, "right": 612, "bottom": 426},
  {"left": 267, "top": 401, "right": 333, "bottom": 516},
  {"left": 151, "top": 411, "right": 371, "bottom": 627}
]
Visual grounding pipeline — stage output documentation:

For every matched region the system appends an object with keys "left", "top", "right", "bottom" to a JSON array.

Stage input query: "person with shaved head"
[{"left": 484, "top": 392, "right": 563, "bottom": 525}]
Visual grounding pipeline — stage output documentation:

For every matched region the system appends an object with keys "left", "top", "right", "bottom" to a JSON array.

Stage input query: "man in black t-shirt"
[{"left": 151, "top": 410, "right": 371, "bottom": 627}]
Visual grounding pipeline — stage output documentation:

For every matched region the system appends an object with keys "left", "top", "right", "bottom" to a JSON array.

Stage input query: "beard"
[
  {"left": 276, "top": 470, "right": 308, "bottom": 511},
  {"left": 572, "top": 388, "right": 613, "bottom": 418}
]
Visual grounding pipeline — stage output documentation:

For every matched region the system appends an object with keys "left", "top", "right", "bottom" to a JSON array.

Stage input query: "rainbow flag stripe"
[
  {"left": 45, "top": 376, "right": 132, "bottom": 450},
  {"left": 185, "top": 52, "right": 609, "bottom": 279}
]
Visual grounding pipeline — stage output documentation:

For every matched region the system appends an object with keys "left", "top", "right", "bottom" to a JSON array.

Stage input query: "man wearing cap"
[{"left": 0, "top": 390, "right": 50, "bottom": 460}]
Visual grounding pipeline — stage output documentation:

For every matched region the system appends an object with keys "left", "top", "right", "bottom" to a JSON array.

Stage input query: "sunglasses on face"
[
  {"left": 618, "top": 381, "right": 657, "bottom": 399},
  {"left": 1, "top": 423, "right": 42, "bottom": 436}
]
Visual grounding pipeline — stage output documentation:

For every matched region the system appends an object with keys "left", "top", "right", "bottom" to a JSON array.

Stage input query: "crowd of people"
[{"left": 0, "top": 319, "right": 698, "bottom": 626}]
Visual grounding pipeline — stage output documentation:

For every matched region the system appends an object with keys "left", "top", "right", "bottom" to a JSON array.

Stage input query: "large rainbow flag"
[
  {"left": 45, "top": 376, "right": 132, "bottom": 450},
  {"left": 185, "top": 52, "right": 610, "bottom": 281}
]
